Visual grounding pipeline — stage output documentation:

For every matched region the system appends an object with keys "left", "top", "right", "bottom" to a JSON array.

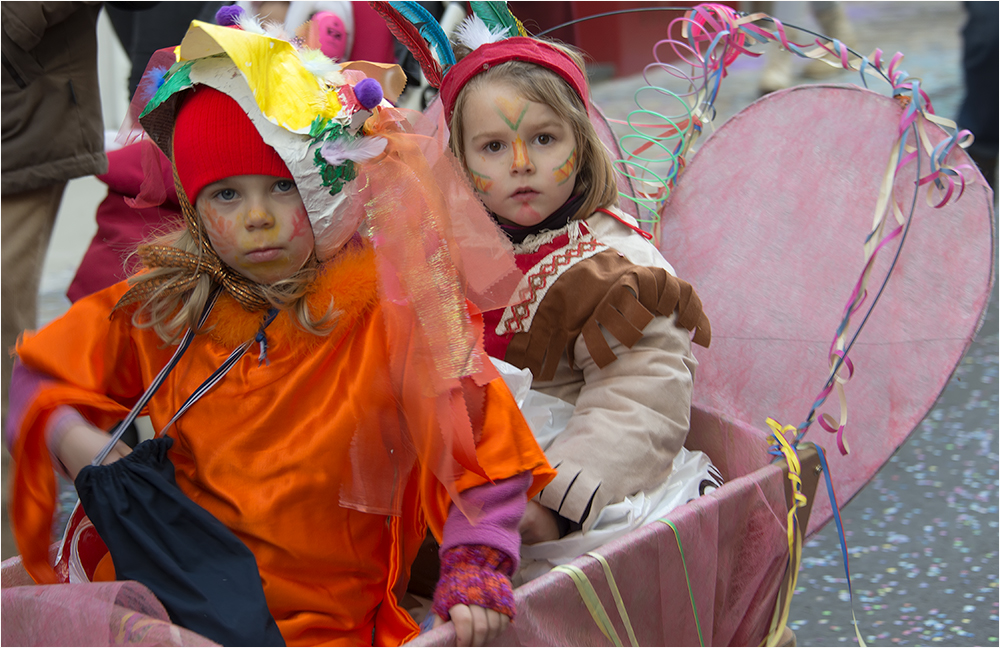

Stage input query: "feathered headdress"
[{"left": 368, "top": 1, "right": 587, "bottom": 121}]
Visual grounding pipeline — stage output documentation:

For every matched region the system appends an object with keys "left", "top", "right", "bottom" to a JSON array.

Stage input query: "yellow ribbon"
[
  {"left": 552, "top": 551, "right": 639, "bottom": 647},
  {"left": 763, "top": 419, "right": 808, "bottom": 647}
]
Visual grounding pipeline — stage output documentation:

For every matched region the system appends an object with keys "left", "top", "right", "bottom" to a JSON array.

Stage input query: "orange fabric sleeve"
[
  {"left": 419, "top": 374, "right": 556, "bottom": 544},
  {"left": 11, "top": 282, "right": 169, "bottom": 583}
]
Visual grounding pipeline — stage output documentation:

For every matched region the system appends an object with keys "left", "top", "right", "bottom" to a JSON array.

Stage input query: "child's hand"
[
  {"left": 53, "top": 420, "right": 131, "bottom": 480},
  {"left": 518, "top": 500, "right": 560, "bottom": 545},
  {"left": 433, "top": 604, "right": 510, "bottom": 646}
]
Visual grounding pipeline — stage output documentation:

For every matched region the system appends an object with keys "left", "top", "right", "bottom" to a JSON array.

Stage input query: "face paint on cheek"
[
  {"left": 199, "top": 205, "right": 237, "bottom": 256},
  {"left": 469, "top": 169, "right": 494, "bottom": 193},
  {"left": 511, "top": 136, "right": 529, "bottom": 170},
  {"left": 288, "top": 206, "right": 312, "bottom": 242},
  {"left": 553, "top": 148, "right": 578, "bottom": 185}
]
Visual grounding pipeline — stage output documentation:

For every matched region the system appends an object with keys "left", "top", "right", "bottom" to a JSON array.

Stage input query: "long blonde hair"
[{"left": 448, "top": 41, "right": 619, "bottom": 221}]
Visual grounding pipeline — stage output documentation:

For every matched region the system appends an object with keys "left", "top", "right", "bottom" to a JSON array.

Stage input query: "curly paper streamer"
[
  {"left": 608, "top": 4, "right": 975, "bottom": 255},
  {"left": 766, "top": 425, "right": 867, "bottom": 647},
  {"left": 764, "top": 419, "right": 808, "bottom": 647},
  {"left": 609, "top": 4, "right": 979, "bottom": 455}
]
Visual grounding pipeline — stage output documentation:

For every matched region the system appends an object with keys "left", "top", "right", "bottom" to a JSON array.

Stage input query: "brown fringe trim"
[{"left": 504, "top": 249, "right": 711, "bottom": 381}]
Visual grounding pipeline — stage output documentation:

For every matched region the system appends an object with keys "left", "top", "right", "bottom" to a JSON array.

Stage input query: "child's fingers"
[
  {"left": 440, "top": 605, "right": 512, "bottom": 646},
  {"left": 449, "top": 604, "right": 473, "bottom": 646},
  {"left": 484, "top": 607, "right": 510, "bottom": 642},
  {"left": 469, "top": 605, "right": 489, "bottom": 646},
  {"left": 497, "top": 611, "right": 510, "bottom": 637}
]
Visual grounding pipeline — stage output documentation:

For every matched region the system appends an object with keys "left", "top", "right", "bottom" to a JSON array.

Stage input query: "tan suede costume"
[{"left": 483, "top": 207, "right": 711, "bottom": 530}]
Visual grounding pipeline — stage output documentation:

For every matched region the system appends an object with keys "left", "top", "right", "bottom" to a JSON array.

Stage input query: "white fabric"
[{"left": 491, "top": 357, "right": 722, "bottom": 583}]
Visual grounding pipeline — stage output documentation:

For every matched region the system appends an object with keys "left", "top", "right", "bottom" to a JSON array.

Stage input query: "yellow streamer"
[
  {"left": 552, "top": 563, "right": 624, "bottom": 646},
  {"left": 586, "top": 552, "right": 639, "bottom": 647},
  {"left": 659, "top": 518, "right": 705, "bottom": 646},
  {"left": 762, "top": 420, "right": 808, "bottom": 647}
]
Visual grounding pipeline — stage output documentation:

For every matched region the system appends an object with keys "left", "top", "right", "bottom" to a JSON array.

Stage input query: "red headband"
[{"left": 439, "top": 37, "right": 590, "bottom": 123}]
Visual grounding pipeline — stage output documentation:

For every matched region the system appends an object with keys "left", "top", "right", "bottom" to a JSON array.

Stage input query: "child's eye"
[
  {"left": 536, "top": 134, "right": 554, "bottom": 146},
  {"left": 215, "top": 188, "right": 238, "bottom": 201},
  {"left": 274, "top": 179, "right": 296, "bottom": 193},
  {"left": 485, "top": 141, "right": 504, "bottom": 153}
]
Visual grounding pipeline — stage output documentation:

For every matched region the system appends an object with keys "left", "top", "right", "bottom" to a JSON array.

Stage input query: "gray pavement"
[{"left": 32, "top": 2, "right": 996, "bottom": 646}]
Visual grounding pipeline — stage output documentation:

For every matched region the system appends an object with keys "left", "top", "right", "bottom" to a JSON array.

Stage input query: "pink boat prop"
[{"left": 2, "top": 5, "right": 994, "bottom": 646}]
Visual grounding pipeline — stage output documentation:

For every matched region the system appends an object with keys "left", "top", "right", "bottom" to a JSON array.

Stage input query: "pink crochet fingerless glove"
[{"left": 431, "top": 545, "right": 516, "bottom": 621}]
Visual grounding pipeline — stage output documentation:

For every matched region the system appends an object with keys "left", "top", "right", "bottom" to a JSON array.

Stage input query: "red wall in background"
[{"left": 507, "top": 2, "right": 741, "bottom": 78}]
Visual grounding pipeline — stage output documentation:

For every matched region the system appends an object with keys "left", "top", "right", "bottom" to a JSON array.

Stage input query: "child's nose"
[
  {"left": 510, "top": 137, "right": 534, "bottom": 174},
  {"left": 244, "top": 207, "right": 275, "bottom": 230}
]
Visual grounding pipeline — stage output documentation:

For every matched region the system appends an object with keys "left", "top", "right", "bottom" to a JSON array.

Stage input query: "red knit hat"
[{"left": 172, "top": 85, "right": 293, "bottom": 202}]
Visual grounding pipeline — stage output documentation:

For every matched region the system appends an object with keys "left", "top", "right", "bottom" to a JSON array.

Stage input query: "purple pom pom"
[
  {"left": 215, "top": 5, "right": 245, "bottom": 26},
  {"left": 354, "top": 79, "right": 383, "bottom": 110}
]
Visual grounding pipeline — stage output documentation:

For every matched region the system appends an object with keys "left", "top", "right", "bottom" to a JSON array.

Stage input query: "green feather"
[
  {"left": 469, "top": 1, "right": 526, "bottom": 38},
  {"left": 139, "top": 61, "right": 194, "bottom": 119}
]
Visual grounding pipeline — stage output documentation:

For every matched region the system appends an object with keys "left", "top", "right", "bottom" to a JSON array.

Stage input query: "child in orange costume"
[{"left": 5, "top": 12, "right": 552, "bottom": 647}]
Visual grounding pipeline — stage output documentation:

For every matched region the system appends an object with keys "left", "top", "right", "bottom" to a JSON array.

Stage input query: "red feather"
[{"left": 369, "top": 1, "right": 444, "bottom": 88}]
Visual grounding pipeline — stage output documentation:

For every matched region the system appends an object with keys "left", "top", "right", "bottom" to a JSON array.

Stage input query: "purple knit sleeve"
[
  {"left": 6, "top": 360, "right": 83, "bottom": 478},
  {"left": 439, "top": 471, "right": 530, "bottom": 572},
  {"left": 431, "top": 545, "right": 516, "bottom": 621},
  {"left": 5, "top": 360, "right": 50, "bottom": 453}
]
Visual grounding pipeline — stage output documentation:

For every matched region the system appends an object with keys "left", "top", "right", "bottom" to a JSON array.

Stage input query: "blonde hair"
[
  {"left": 126, "top": 198, "right": 334, "bottom": 345},
  {"left": 448, "top": 40, "right": 619, "bottom": 221}
]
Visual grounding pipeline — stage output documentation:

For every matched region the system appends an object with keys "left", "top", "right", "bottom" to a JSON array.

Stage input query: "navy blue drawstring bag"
[{"left": 76, "top": 436, "right": 285, "bottom": 647}]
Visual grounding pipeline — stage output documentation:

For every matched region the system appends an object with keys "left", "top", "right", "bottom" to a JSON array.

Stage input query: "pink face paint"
[
  {"left": 513, "top": 204, "right": 541, "bottom": 222},
  {"left": 288, "top": 206, "right": 312, "bottom": 242},
  {"left": 200, "top": 205, "right": 237, "bottom": 256},
  {"left": 553, "top": 148, "right": 578, "bottom": 185}
]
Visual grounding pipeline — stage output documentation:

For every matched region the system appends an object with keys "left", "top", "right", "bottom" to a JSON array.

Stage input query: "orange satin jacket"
[{"left": 12, "top": 243, "right": 554, "bottom": 646}]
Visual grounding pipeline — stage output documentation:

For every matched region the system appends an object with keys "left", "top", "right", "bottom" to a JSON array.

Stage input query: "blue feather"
[
  {"left": 138, "top": 66, "right": 169, "bottom": 101},
  {"left": 388, "top": 1, "right": 456, "bottom": 67}
]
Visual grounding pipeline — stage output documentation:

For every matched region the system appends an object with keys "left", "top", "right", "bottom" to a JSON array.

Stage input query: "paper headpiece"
[{"left": 136, "top": 17, "right": 406, "bottom": 260}]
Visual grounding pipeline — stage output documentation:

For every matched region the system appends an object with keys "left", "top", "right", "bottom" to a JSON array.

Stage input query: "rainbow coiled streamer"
[{"left": 601, "top": 4, "right": 976, "bottom": 455}]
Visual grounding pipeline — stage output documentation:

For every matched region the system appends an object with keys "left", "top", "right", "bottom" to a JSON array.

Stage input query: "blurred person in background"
[
  {"left": 2, "top": 1, "right": 107, "bottom": 561},
  {"left": 957, "top": 1, "right": 997, "bottom": 190},
  {"left": 749, "top": 1, "right": 858, "bottom": 95},
  {"left": 106, "top": 2, "right": 225, "bottom": 97}
]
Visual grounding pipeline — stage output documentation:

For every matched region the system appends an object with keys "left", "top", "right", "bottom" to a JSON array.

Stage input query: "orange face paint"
[
  {"left": 553, "top": 148, "right": 578, "bottom": 185},
  {"left": 511, "top": 136, "right": 530, "bottom": 170},
  {"left": 470, "top": 170, "right": 494, "bottom": 193}
]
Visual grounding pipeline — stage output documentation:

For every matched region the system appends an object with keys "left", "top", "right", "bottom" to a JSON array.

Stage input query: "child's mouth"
[
  {"left": 246, "top": 248, "right": 283, "bottom": 263},
  {"left": 512, "top": 188, "right": 538, "bottom": 201}
]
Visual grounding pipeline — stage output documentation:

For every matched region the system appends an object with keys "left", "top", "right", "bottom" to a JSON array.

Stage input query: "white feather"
[
  {"left": 321, "top": 137, "right": 388, "bottom": 166},
  {"left": 298, "top": 49, "right": 338, "bottom": 78},
  {"left": 235, "top": 13, "right": 266, "bottom": 35},
  {"left": 261, "top": 19, "right": 288, "bottom": 40},
  {"left": 453, "top": 15, "right": 509, "bottom": 51}
]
